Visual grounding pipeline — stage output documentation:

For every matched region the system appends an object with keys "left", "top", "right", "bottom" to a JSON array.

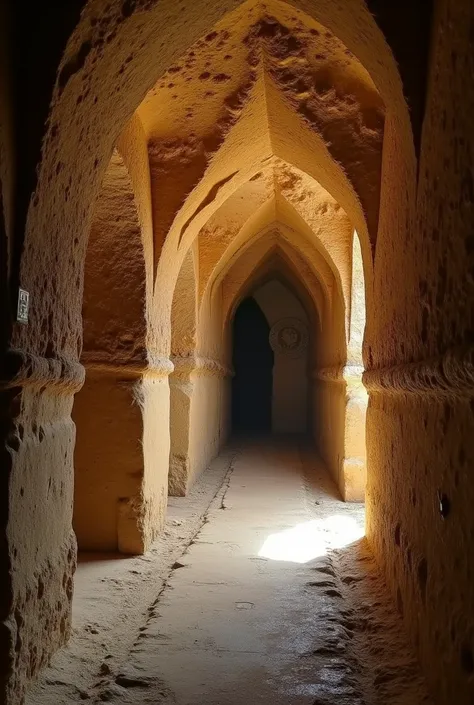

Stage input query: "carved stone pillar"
[
  {"left": 73, "top": 355, "right": 174, "bottom": 554},
  {"left": 313, "top": 362, "right": 367, "bottom": 501},
  {"left": 1, "top": 349, "right": 84, "bottom": 702},
  {"left": 169, "top": 356, "right": 195, "bottom": 497},
  {"left": 341, "top": 364, "right": 367, "bottom": 501},
  {"left": 169, "top": 355, "right": 233, "bottom": 496}
]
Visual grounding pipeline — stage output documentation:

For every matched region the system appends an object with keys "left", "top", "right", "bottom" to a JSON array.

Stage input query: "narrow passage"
[{"left": 111, "top": 440, "right": 430, "bottom": 705}]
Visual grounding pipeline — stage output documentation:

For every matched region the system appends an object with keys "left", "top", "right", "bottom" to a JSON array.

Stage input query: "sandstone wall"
[
  {"left": 169, "top": 247, "right": 231, "bottom": 496},
  {"left": 168, "top": 361, "right": 231, "bottom": 496},
  {"left": 365, "top": 1, "right": 474, "bottom": 701},
  {"left": 72, "top": 148, "right": 159, "bottom": 554},
  {"left": 312, "top": 282, "right": 346, "bottom": 495},
  {"left": 314, "top": 231, "right": 366, "bottom": 501},
  {"left": 189, "top": 371, "right": 231, "bottom": 483},
  {"left": 1, "top": 1, "right": 471, "bottom": 702}
]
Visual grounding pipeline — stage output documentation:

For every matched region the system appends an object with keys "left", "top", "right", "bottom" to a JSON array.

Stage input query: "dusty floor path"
[{"left": 28, "top": 440, "right": 431, "bottom": 704}]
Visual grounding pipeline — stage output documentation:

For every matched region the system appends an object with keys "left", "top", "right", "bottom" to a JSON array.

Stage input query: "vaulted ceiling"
[{"left": 134, "top": 0, "right": 385, "bottom": 298}]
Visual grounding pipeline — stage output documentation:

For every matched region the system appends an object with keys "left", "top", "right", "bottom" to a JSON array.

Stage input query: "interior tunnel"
[
  {"left": 1, "top": 2, "right": 473, "bottom": 704},
  {"left": 230, "top": 271, "right": 319, "bottom": 440}
]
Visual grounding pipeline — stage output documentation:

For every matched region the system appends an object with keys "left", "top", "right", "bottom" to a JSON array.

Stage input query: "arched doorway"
[
  {"left": 252, "top": 277, "right": 311, "bottom": 436},
  {"left": 226, "top": 264, "right": 315, "bottom": 439},
  {"left": 7, "top": 1, "right": 458, "bottom": 700},
  {"left": 231, "top": 297, "right": 274, "bottom": 434},
  {"left": 72, "top": 149, "right": 150, "bottom": 554}
]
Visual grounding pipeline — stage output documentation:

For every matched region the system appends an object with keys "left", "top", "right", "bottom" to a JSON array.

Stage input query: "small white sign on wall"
[{"left": 17, "top": 288, "right": 30, "bottom": 324}]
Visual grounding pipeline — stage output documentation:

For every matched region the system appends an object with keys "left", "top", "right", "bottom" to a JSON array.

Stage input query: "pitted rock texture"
[
  {"left": 2, "top": 1, "right": 472, "bottom": 703},
  {"left": 26, "top": 442, "right": 430, "bottom": 705},
  {"left": 5, "top": 533, "right": 76, "bottom": 704}
]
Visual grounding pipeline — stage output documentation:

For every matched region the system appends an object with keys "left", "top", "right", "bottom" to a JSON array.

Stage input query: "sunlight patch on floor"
[{"left": 258, "top": 515, "right": 365, "bottom": 563}]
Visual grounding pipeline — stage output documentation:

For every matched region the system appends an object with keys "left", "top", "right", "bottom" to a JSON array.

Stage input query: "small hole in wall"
[
  {"left": 438, "top": 491, "right": 451, "bottom": 519},
  {"left": 394, "top": 523, "right": 401, "bottom": 546}
]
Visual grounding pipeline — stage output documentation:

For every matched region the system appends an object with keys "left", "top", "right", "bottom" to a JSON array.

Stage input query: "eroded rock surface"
[{"left": 28, "top": 442, "right": 430, "bottom": 704}]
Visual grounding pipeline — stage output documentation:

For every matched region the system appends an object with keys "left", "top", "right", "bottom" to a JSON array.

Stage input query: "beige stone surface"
[
  {"left": 1, "top": 1, "right": 472, "bottom": 702},
  {"left": 26, "top": 441, "right": 430, "bottom": 704},
  {"left": 26, "top": 450, "right": 236, "bottom": 704},
  {"left": 113, "top": 440, "right": 428, "bottom": 705}
]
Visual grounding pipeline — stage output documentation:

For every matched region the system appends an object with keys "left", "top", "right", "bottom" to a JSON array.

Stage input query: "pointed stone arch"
[
  {"left": 196, "top": 162, "right": 361, "bottom": 334},
  {"left": 204, "top": 218, "right": 346, "bottom": 393},
  {"left": 214, "top": 225, "right": 366, "bottom": 498},
  {"left": 72, "top": 146, "right": 161, "bottom": 554},
  {"left": 200, "top": 193, "right": 344, "bottom": 317},
  {"left": 15, "top": 0, "right": 414, "bottom": 373},
  {"left": 3, "top": 0, "right": 423, "bottom": 697},
  {"left": 221, "top": 241, "right": 321, "bottom": 435},
  {"left": 220, "top": 237, "right": 327, "bottom": 332}
]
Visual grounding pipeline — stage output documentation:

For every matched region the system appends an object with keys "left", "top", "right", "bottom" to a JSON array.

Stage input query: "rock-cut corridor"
[
  {"left": 29, "top": 441, "right": 431, "bottom": 704},
  {"left": 3, "top": 3, "right": 472, "bottom": 702}
]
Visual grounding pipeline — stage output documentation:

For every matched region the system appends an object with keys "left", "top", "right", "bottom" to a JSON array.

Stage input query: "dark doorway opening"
[{"left": 232, "top": 297, "right": 274, "bottom": 433}]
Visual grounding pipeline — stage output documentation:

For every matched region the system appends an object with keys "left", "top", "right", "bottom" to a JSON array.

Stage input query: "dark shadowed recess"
[{"left": 232, "top": 297, "right": 274, "bottom": 434}]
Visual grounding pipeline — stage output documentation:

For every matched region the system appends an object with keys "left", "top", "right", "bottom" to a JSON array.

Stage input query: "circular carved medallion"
[{"left": 269, "top": 318, "right": 308, "bottom": 358}]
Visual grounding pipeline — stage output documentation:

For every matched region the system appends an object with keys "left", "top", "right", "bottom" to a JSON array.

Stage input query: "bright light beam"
[{"left": 258, "top": 515, "right": 364, "bottom": 564}]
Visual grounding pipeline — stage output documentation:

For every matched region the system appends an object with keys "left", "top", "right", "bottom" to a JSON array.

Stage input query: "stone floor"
[{"left": 28, "top": 439, "right": 431, "bottom": 704}]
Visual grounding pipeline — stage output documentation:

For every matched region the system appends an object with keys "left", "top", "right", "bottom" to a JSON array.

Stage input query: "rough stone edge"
[
  {"left": 1, "top": 349, "right": 85, "bottom": 394},
  {"left": 363, "top": 345, "right": 474, "bottom": 398},
  {"left": 313, "top": 347, "right": 474, "bottom": 398},
  {"left": 0, "top": 349, "right": 178, "bottom": 393},
  {"left": 82, "top": 354, "right": 174, "bottom": 378},
  {"left": 313, "top": 364, "right": 364, "bottom": 383},
  {"left": 171, "top": 355, "right": 233, "bottom": 379}
]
